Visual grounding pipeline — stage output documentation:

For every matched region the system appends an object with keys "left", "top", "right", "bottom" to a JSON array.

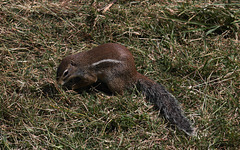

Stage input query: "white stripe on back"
[{"left": 91, "top": 59, "right": 122, "bottom": 66}]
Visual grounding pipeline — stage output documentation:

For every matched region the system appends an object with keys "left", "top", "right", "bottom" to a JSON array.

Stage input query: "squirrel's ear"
[{"left": 70, "top": 60, "right": 76, "bottom": 66}]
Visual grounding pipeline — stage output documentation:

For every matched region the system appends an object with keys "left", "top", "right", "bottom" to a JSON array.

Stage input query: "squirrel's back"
[{"left": 73, "top": 43, "right": 136, "bottom": 66}]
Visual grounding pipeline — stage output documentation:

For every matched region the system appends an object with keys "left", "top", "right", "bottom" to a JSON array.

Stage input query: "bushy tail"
[{"left": 136, "top": 73, "right": 195, "bottom": 136}]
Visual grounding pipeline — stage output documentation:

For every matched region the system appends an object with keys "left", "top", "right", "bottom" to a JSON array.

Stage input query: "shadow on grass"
[
  {"left": 40, "top": 79, "right": 113, "bottom": 99},
  {"left": 40, "top": 83, "right": 60, "bottom": 99}
]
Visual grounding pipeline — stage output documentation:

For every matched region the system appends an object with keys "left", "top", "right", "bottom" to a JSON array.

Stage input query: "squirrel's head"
[{"left": 56, "top": 56, "right": 78, "bottom": 86}]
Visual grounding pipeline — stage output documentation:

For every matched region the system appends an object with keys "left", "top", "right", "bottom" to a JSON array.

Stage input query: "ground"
[{"left": 0, "top": 0, "right": 239, "bottom": 149}]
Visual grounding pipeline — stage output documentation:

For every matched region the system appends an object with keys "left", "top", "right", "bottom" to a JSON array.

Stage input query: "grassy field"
[{"left": 0, "top": 0, "right": 239, "bottom": 149}]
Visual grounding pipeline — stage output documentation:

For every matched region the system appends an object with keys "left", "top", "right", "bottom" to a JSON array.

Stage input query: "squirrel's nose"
[{"left": 57, "top": 79, "right": 65, "bottom": 86}]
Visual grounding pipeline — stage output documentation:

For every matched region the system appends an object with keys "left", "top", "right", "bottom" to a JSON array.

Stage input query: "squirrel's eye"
[{"left": 63, "top": 70, "right": 69, "bottom": 77}]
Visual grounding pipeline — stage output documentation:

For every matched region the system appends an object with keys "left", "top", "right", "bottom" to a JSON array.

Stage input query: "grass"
[{"left": 0, "top": 0, "right": 239, "bottom": 149}]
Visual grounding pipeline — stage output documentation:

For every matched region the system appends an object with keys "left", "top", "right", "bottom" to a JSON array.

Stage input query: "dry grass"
[{"left": 1, "top": 0, "right": 240, "bottom": 149}]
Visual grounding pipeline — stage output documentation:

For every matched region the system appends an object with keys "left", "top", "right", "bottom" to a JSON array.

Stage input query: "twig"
[{"left": 98, "top": 0, "right": 117, "bottom": 13}]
